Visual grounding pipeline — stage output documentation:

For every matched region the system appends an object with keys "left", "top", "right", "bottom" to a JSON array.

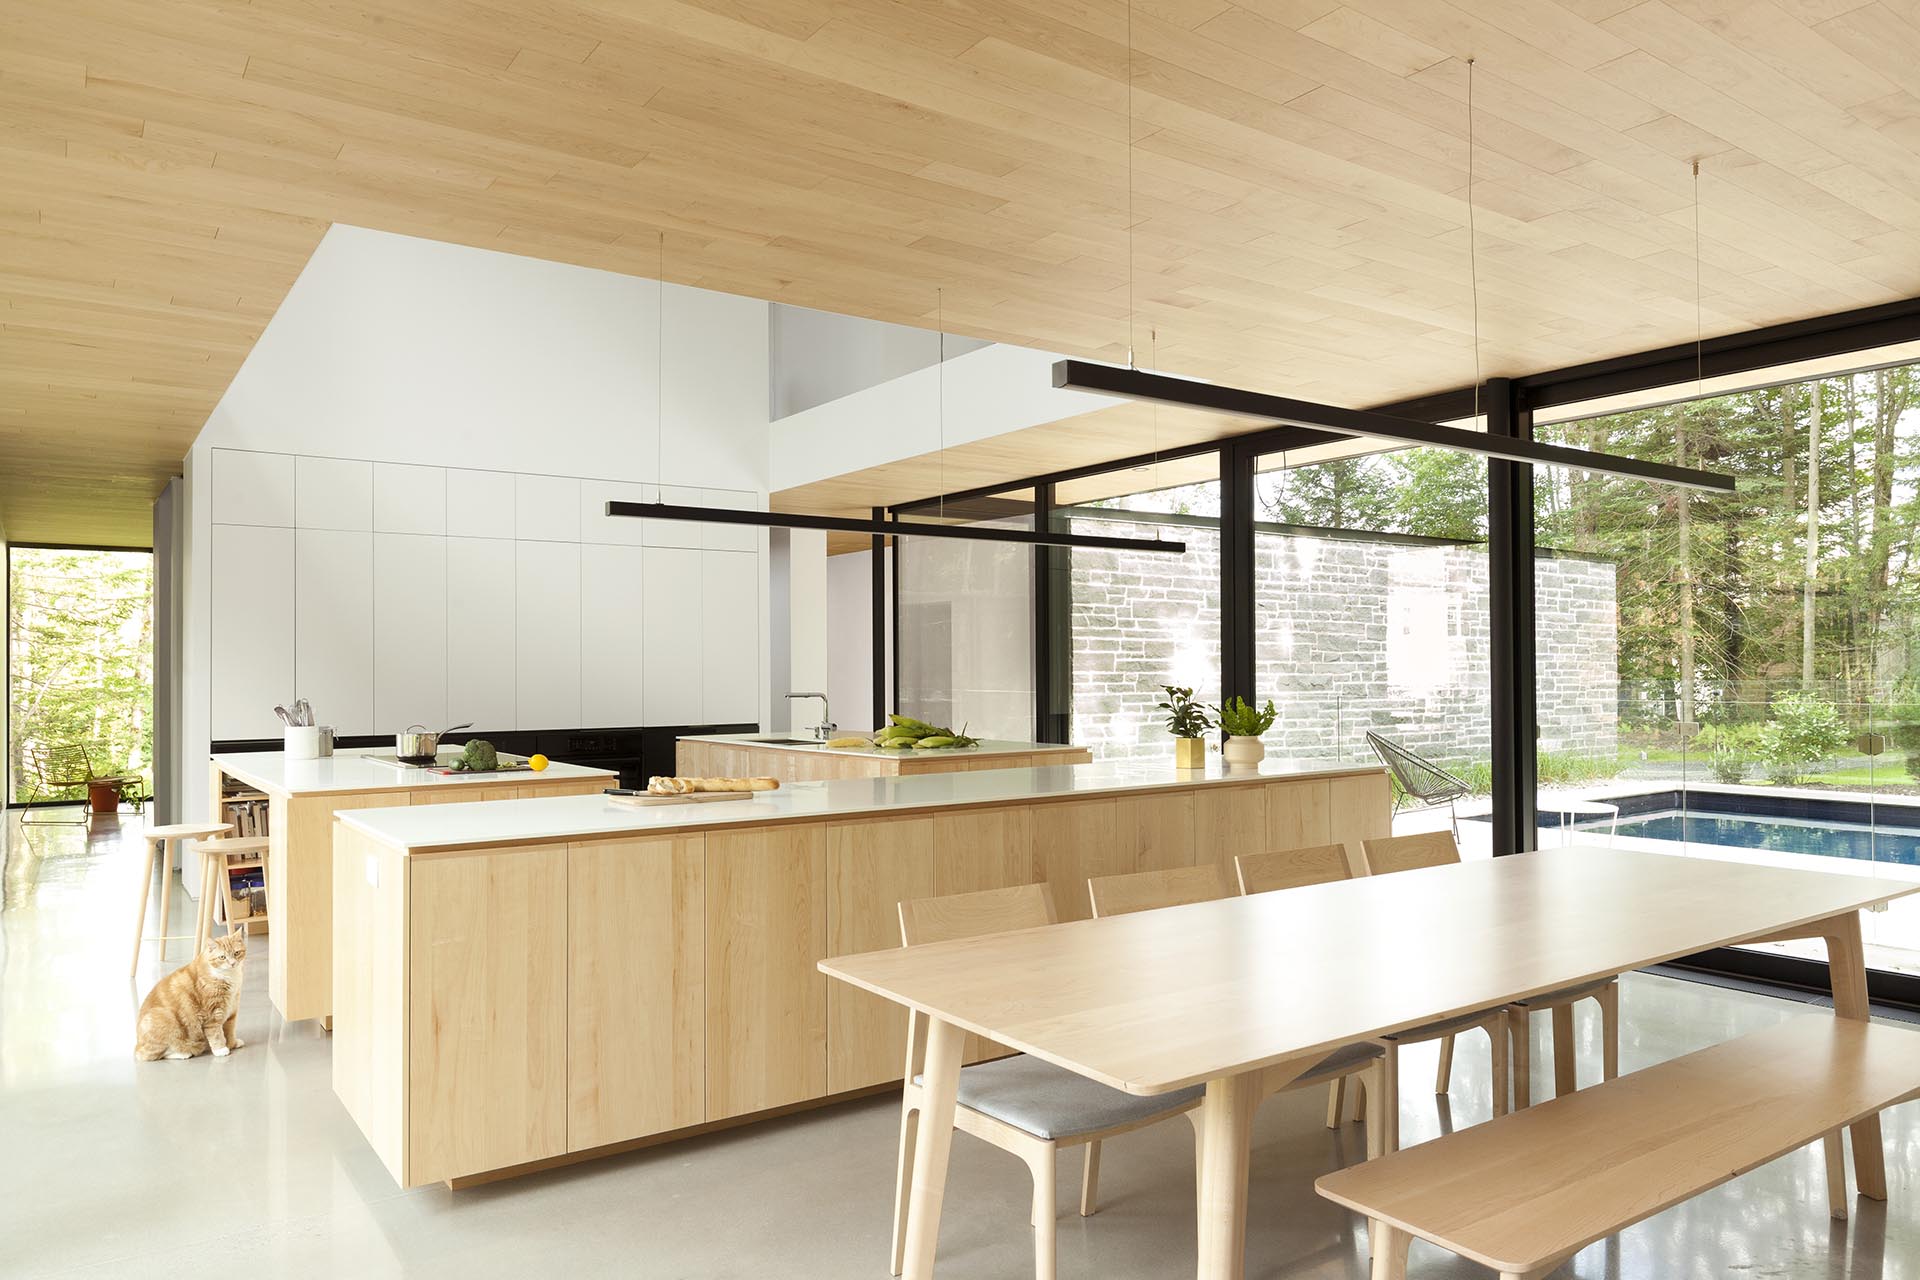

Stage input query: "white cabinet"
[
  {"left": 447, "top": 538, "right": 516, "bottom": 730},
  {"left": 374, "top": 534, "right": 447, "bottom": 732},
  {"left": 447, "top": 469, "right": 515, "bottom": 538},
  {"left": 373, "top": 463, "right": 447, "bottom": 535},
  {"left": 580, "top": 479, "right": 653, "bottom": 546},
  {"left": 516, "top": 474, "right": 581, "bottom": 543},
  {"left": 212, "top": 450, "right": 294, "bottom": 527},
  {"left": 515, "top": 541, "right": 581, "bottom": 729},
  {"left": 294, "top": 529, "right": 374, "bottom": 734},
  {"left": 641, "top": 547, "right": 702, "bottom": 724},
  {"left": 211, "top": 524, "right": 294, "bottom": 739},
  {"left": 700, "top": 489, "right": 761, "bottom": 551},
  {"left": 296, "top": 457, "right": 372, "bottom": 531},
  {"left": 643, "top": 485, "right": 704, "bottom": 548},
  {"left": 702, "top": 551, "right": 760, "bottom": 724},
  {"left": 580, "top": 544, "right": 646, "bottom": 728}
]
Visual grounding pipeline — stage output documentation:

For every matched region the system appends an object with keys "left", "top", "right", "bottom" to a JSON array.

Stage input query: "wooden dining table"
[{"left": 819, "top": 846, "right": 1920, "bottom": 1280}]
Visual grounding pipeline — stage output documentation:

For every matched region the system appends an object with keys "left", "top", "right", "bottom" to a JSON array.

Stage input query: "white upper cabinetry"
[
  {"left": 212, "top": 449, "right": 294, "bottom": 527},
  {"left": 296, "top": 456, "right": 372, "bottom": 531},
  {"left": 516, "top": 474, "right": 582, "bottom": 542},
  {"left": 447, "top": 469, "right": 515, "bottom": 539},
  {"left": 373, "top": 464, "right": 447, "bottom": 535}
]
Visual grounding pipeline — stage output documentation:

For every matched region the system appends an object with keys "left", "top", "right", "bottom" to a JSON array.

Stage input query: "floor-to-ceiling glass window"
[
  {"left": 7, "top": 546, "right": 154, "bottom": 807},
  {"left": 1253, "top": 443, "right": 1493, "bottom": 846},
  {"left": 1535, "top": 363, "right": 1920, "bottom": 976},
  {"left": 1053, "top": 462, "right": 1220, "bottom": 763},
  {"left": 894, "top": 490, "right": 1035, "bottom": 741}
]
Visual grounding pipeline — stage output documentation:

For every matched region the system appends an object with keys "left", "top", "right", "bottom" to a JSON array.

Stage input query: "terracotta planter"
[
  {"left": 1174, "top": 736, "right": 1206, "bottom": 769},
  {"left": 86, "top": 778, "right": 120, "bottom": 813},
  {"left": 1221, "top": 735, "right": 1266, "bottom": 770}
]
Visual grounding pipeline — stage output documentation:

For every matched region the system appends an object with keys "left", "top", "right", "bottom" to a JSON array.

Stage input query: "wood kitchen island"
[
  {"left": 210, "top": 751, "right": 614, "bottom": 1025},
  {"left": 676, "top": 732, "right": 1092, "bottom": 781},
  {"left": 330, "top": 758, "right": 1390, "bottom": 1188}
]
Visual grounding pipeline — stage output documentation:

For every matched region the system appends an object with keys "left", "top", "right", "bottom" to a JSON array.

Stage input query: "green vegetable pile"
[
  {"left": 872, "top": 715, "right": 981, "bottom": 751},
  {"left": 451, "top": 739, "right": 499, "bottom": 772}
]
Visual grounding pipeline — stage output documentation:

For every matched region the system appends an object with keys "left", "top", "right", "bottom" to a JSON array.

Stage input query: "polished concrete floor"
[{"left": 3, "top": 809, "right": 1917, "bottom": 1279}]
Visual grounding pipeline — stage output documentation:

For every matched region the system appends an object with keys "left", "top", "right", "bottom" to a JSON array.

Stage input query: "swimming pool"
[{"left": 1599, "top": 810, "right": 1920, "bottom": 866}]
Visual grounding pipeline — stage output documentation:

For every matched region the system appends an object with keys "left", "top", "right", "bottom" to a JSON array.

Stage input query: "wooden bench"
[{"left": 1315, "top": 1014, "right": 1920, "bottom": 1280}]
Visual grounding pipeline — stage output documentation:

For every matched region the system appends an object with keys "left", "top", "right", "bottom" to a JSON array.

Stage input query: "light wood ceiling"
[{"left": 10, "top": 0, "right": 1920, "bottom": 543}]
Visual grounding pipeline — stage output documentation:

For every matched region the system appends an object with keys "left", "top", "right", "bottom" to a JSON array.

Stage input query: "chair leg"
[
  {"left": 1824, "top": 1130, "right": 1848, "bottom": 1220},
  {"left": 1434, "top": 1033, "right": 1456, "bottom": 1094},
  {"left": 1363, "top": 1062, "right": 1388, "bottom": 1159},
  {"left": 1025, "top": 1143, "right": 1057, "bottom": 1280},
  {"left": 1551, "top": 1004, "right": 1578, "bottom": 1098},
  {"left": 156, "top": 838, "right": 174, "bottom": 962},
  {"left": 1326, "top": 1076, "right": 1346, "bottom": 1129},
  {"left": 1349, "top": 1074, "right": 1367, "bottom": 1124},
  {"left": 194, "top": 854, "right": 219, "bottom": 954},
  {"left": 1488, "top": 1010, "right": 1510, "bottom": 1117},
  {"left": 1079, "top": 1141, "right": 1101, "bottom": 1218},
  {"left": 130, "top": 840, "right": 159, "bottom": 980},
  {"left": 1379, "top": 1042, "right": 1400, "bottom": 1154},
  {"left": 1597, "top": 983, "right": 1620, "bottom": 1082},
  {"left": 1186, "top": 1108, "right": 1205, "bottom": 1219},
  {"left": 889, "top": 1099, "right": 920, "bottom": 1277},
  {"left": 1511, "top": 1008, "right": 1532, "bottom": 1110}
]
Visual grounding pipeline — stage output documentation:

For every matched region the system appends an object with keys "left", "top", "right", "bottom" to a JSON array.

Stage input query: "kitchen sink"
[{"left": 753, "top": 736, "right": 838, "bottom": 746}]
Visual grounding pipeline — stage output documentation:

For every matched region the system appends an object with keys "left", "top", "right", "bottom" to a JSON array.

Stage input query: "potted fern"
[
  {"left": 1158, "top": 685, "right": 1211, "bottom": 769},
  {"left": 1215, "top": 696, "right": 1277, "bottom": 769}
]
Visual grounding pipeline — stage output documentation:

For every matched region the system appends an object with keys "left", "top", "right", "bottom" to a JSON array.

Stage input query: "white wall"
[
  {"left": 176, "top": 226, "right": 773, "bottom": 820},
  {"left": 769, "top": 343, "right": 1112, "bottom": 494},
  {"left": 826, "top": 547, "right": 890, "bottom": 734},
  {"left": 770, "top": 303, "right": 987, "bottom": 419}
]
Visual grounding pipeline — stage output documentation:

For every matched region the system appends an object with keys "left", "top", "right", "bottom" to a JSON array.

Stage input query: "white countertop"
[
  {"left": 336, "top": 757, "right": 1385, "bottom": 853},
  {"left": 212, "top": 748, "right": 616, "bottom": 797},
  {"left": 678, "top": 733, "right": 1089, "bottom": 759}
]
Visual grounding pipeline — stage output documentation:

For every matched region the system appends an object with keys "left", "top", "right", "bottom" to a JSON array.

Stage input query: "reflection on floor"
[{"left": 4, "top": 807, "right": 1917, "bottom": 1278}]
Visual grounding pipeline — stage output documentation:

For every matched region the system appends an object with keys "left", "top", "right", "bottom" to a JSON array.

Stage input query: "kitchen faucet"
[{"left": 784, "top": 692, "right": 835, "bottom": 741}]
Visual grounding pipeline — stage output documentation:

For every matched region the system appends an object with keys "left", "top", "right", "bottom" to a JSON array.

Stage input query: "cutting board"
[{"left": 606, "top": 790, "right": 757, "bottom": 807}]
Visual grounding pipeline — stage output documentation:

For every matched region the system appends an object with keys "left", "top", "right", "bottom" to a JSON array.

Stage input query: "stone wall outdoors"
[{"left": 1067, "top": 514, "right": 1619, "bottom": 768}]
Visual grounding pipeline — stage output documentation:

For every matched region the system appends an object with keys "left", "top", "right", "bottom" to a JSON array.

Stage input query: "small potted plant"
[
  {"left": 1158, "top": 685, "right": 1211, "bottom": 769},
  {"left": 1214, "top": 695, "right": 1277, "bottom": 769}
]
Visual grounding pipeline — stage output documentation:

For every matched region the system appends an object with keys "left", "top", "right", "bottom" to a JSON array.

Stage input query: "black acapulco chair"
[{"left": 1364, "top": 730, "right": 1471, "bottom": 841}]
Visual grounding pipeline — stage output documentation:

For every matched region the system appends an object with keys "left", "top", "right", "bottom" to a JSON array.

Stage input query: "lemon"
[{"left": 528, "top": 753, "right": 550, "bottom": 772}]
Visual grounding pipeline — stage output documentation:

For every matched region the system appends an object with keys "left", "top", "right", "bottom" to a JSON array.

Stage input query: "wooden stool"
[{"left": 131, "top": 822, "right": 232, "bottom": 979}]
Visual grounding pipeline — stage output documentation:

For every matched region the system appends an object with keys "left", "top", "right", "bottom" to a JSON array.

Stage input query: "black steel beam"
[
  {"left": 1219, "top": 443, "right": 1257, "bottom": 713},
  {"left": 606, "top": 501, "right": 1186, "bottom": 554},
  {"left": 1031, "top": 483, "right": 1071, "bottom": 744},
  {"left": 1486, "top": 378, "right": 1538, "bottom": 857},
  {"left": 1054, "top": 360, "right": 1737, "bottom": 492},
  {"left": 871, "top": 507, "right": 887, "bottom": 732}
]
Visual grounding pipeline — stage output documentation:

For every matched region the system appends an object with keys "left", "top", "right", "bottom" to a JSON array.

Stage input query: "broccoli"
[{"left": 457, "top": 739, "right": 499, "bottom": 772}]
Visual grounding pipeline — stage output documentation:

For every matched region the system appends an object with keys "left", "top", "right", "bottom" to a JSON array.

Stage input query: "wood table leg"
[
  {"left": 1550, "top": 1004, "right": 1577, "bottom": 1098},
  {"left": 1196, "top": 1071, "right": 1261, "bottom": 1280},
  {"left": 1369, "top": 1221, "right": 1412, "bottom": 1280},
  {"left": 130, "top": 838, "right": 158, "bottom": 980},
  {"left": 1510, "top": 1009, "right": 1531, "bottom": 1110},
  {"left": 900, "top": 1017, "right": 965, "bottom": 1280},
  {"left": 1822, "top": 910, "right": 1887, "bottom": 1200}
]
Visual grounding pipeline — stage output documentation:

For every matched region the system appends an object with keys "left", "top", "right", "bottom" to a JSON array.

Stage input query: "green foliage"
[
  {"left": 1156, "top": 685, "right": 1210, "bottom": 738},
  {"left": 457, "top": 739, "right": 499, "bottom": 772},
  {"left": 1536, "top": 750, "right": 1626, "bottom": 788},
  {"left": 1691, "top": 723, "right": 1761, "bottom": 784},
  {"left": 8, "top": 548, "right": 153, "bottom": 803},
  {"left": 1213, "top": 696, "right": 1276, "bottom": 737},
  {"left": 1754, "top": 693, "right": 1850, "bottom": 785}
]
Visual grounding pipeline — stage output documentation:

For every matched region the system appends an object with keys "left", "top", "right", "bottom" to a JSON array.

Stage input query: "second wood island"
[{"left": 329, "top": 757, "right": 1391, "bottom": 1188}]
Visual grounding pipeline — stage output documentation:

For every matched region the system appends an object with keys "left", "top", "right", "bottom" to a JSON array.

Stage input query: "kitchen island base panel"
[
  {"left": 678, "top": 738, "right": 1093, "bottom": 783},
  {"left": 334, "top": 768, "right": 1389, "bottom": 1189}
]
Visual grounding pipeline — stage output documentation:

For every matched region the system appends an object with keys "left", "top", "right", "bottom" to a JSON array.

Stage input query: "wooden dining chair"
[
  {"left": 1086, "top": 863, "right": 1389, "bottom": 1153},
  {"left": 1350, "top": 832, "right": 1511, "bottom": 1147},
  {"left": 891, "top": 883, "right": 1205, "bottom": 1280},
  {"left": 1360, "top": 831, "right": 1621, "bottom": 1110},
  {"left": 1233, "top": 843, "right": 1372, "bottom": 1127}
]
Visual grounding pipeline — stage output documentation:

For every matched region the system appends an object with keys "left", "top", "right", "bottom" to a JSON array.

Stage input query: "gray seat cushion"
[{"left": 921, "top": 1041, "right": 1380, "bottom": 1141}]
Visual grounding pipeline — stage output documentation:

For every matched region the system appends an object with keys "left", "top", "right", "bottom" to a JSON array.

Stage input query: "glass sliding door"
[
  {"left": 8, "top": 546, "right": 155, "bottom": 806},
  {"left": 1535, "top": 364, "right": 1920, "bottom": 977},
  {"left": 1252, "top": 444, "right": 1492, "bottom": 846},
  {"left": 1052, "top": 463, "right": 1220, "bottom": 763},
  {"left": 893, "top": 490, "right": 1036, "bottom": 741}
]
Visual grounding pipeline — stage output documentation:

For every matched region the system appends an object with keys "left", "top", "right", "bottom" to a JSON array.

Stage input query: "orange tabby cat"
[{"left": 134, "top": 929, "right": 247, "bottom": 1061}]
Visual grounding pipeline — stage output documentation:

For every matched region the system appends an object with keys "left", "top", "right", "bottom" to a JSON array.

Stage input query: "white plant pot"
[{"left": 1222, "top": 735, "right": 1265, "bottom": 769}]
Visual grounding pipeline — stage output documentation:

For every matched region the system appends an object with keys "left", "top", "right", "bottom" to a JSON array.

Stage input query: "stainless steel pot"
[{"left": 395, "top": 722, "right": 471, "bottom": 764}]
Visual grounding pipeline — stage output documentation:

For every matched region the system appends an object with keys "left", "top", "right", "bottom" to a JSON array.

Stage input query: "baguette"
[{"left": 646, "top": 775, "right": 780, "bottom": 795}]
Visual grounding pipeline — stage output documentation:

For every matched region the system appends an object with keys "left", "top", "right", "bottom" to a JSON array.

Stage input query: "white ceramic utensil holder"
[{"left": 284, "top": 725, "right": 322, "bottom": 760}]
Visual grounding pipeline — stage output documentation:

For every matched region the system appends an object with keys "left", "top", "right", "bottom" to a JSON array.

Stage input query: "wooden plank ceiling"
[{"left": 8, "top": 0, "right": 1920, "bottom": 544}]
